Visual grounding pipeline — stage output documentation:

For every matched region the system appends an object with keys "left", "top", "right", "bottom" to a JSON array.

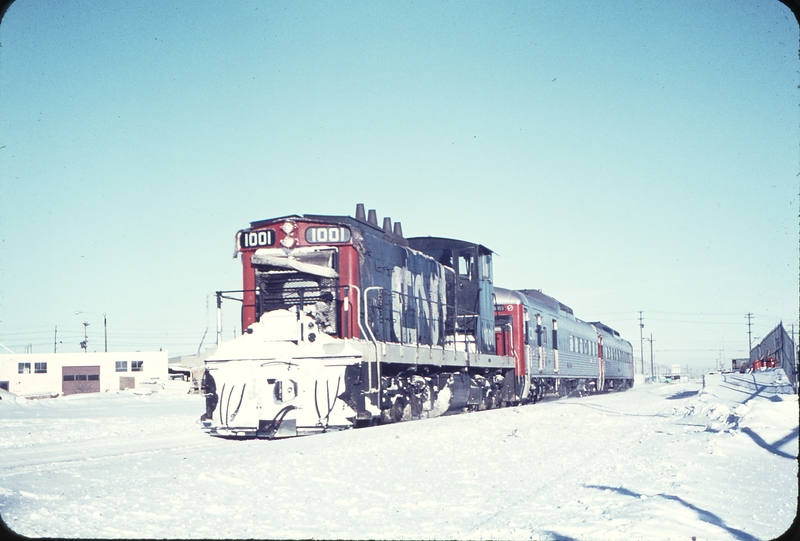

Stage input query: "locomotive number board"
[
  {"left": 239, "top": 225, "right": 352, "bottom": 249},
  {"left": 305, "top": 226, "right": 351, "bottom": 244},
  {"left": 239, "top": 229, "right": 276, "bottom": 248}
]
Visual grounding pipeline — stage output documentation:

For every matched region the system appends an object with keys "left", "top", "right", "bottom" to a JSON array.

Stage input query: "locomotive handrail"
[
  {"left": 363, "top": 286, "right": 383, "bottom": 394},
  {"left": 216, "top": 285, "right": 483, "bottom": 356}
]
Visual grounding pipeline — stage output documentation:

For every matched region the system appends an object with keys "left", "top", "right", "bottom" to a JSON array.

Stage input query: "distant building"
[
  {"left": 666, "top": 364, "right": 681, "bottom": 381},
  {"left": 0, "top": 351, "right": 168, "bottom": 397},
  {"left": 749, "top": 323, "right": 797, "bottom": 394}
]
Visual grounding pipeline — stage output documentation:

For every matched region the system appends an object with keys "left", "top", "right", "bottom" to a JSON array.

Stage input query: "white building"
[{"left": 0, "top": 351, "right": 168, "bottom": 397}]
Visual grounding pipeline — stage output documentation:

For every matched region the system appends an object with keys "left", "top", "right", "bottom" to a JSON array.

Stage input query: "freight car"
[{"left": 201, "top": 205, "right": 634, "bottom": 438}]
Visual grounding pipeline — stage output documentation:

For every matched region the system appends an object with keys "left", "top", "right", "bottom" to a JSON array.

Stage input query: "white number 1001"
[{"left": 305, "top": 226, "right": 351, "bottom": 244}]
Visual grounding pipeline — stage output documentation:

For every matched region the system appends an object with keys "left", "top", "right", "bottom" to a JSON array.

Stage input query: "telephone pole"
[
  {"left": 745, "top": 312, "right": 753, "bottom": 354},
  {"left": 639, "top": 311, "right": 645, "bottom": 376},
  {"left": 80, "top": 321, "right": 89, "bottom": 353}
]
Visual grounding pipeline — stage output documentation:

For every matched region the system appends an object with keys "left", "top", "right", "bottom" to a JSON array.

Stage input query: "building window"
[
  {"left": 34, "top": 362, "right": 47, "bottom": 374},
  {"left": 18, "top": 363, "right": 31, "bottom": 374},
  {"left": 116, "top": 361, "right": 128, "bottom": 372},
  {"left": 131, "top": 360, "right": 143, "bottom": 372}
]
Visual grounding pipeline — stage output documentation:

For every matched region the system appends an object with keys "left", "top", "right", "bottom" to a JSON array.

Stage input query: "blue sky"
[{"left": 1, "top": 0, "right": 797, "bottom": 375}]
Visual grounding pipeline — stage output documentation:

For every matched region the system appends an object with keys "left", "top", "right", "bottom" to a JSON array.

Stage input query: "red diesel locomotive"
[{"left": 201, "top": 204, "right": 634, "bottom": 438}]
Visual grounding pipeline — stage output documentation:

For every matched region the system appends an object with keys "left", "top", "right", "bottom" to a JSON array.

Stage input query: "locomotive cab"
[{"left": 407, "top": 237, "right": 496, "bottom": 354}]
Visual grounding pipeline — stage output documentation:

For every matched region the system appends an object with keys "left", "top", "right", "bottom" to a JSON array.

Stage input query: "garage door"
[{"left": 62, "top": 365, "right": 101, "bottom": 395}]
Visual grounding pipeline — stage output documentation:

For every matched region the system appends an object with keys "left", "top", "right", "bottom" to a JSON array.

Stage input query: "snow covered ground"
[{"left": 1, "top": 372, "right": 797, "bottom": 540}]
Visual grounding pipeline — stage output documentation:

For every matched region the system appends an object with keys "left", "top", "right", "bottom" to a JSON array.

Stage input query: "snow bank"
[{"left": 0, "top": 378, "right": 796, "bottom": 540}]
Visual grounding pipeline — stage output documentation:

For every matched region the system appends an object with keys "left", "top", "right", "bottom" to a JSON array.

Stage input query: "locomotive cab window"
[
  {"left": 479, "top": 254, "right": 492, "bottom": 282},
  {"left": 457, "top": 252, "right": 473, "bottom": 279},
  {"left": 436, "top": 249, "right": 453, "bottom": 268}
]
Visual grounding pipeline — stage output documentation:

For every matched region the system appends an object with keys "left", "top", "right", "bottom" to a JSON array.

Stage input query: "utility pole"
[
  {"left": 80, "top": 321, "right": 89, "bottom": 353},
  {"left": 75, "top": 311, "right": 107, "bottom": 352},
  {"left": 639, "top": 311, "right": 645, "bottom": 376},
  {"left": 745, "top": 312, "right": 753, "bottom": 355},
  {"left": 216, "top": 291, "right": 223, "bottom": 346},
  {"left": 643, "top": 334, "right": 655, "bottom": 380},
  {"left": 54, "top": 326, "right": 57, "bottom": 353}
]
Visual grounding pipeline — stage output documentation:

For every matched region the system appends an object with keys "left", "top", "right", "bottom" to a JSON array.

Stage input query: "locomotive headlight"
[
  {"left": 280, "top": 236, "right": 296, "bottom": 248},
  {"left": 281, "top": 221, "right": 295, "bottom": 234}
]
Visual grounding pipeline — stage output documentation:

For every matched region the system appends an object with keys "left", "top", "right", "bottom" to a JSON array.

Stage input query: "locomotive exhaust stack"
[{"left": 356, "top": 203, "right": 404, "bottom": 238}]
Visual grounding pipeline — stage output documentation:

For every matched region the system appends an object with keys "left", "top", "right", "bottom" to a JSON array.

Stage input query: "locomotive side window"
[
  {"left": 457, "top": 253, "right": 473, "bottom": 279},
  {"left": 479, "top": 254, "right": 492, "bottom": 282},
  {"left": 424, "top": 249, "right": 452, "bottom": 269}
]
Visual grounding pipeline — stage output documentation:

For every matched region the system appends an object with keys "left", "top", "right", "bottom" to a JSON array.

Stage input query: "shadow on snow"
[
  {"left": 583, "top": 484, "right": 760, "bottom": 541},
  {"left": 666, "top": 390, "right": 699, "bottom": 400},
  {"left": 740, "top": 426, "right": 799, "bottom": 460}
]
